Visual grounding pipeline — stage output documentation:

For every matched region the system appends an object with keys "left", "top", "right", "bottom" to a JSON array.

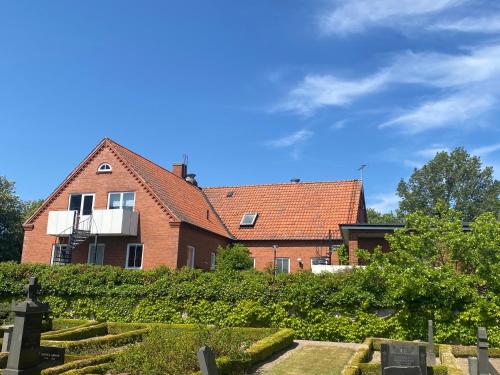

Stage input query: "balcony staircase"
[{"left": 52, "top": 215, "right": 93, "bottom": 265}]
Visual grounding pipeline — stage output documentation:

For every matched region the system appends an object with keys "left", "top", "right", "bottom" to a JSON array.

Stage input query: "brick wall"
[
  {"left": 22, "top": 145, "right": 180, "bottom": 270},
  {"left": 241, "top": 239, "right": 343, "bottom": 273},
  {"left": 177, "top": 223, "right": 230, "bottom": 270}
]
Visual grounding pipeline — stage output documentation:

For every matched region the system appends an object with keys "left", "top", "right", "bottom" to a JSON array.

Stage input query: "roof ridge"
[{"left": 203, "top": 179, "right": 361, "bottom": 190}]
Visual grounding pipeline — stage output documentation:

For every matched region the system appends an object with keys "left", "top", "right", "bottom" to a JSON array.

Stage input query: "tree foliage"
[
  {"left": 366, "top": 208, "right": 403, "bottom": 224},
  {"left": 397, "top": 148, "right": 500, "bottom": 221},
  {"left": 0, "top": 176, "right": 44, "bottom": 262},
  {"left": 215, "top": 243, "right": 254, "bottom": 271}
]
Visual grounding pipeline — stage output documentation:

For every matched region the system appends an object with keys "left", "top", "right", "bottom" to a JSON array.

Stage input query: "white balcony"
[{"left": 47, "top": 209, "right": 139, "bottom": 236}]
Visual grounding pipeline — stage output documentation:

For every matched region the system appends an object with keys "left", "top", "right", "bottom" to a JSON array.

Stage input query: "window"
[
  {"left": 88, "top": 244, "right": 105, "bottom": 265},
  {"left": 126, "top": 244, "right": 143, "bottom": 269},
  {"left": 240, "top": 213, "right": 258, "bottom": 226},
  {"left": 311, "top": 257, "right": 330, "bottom": 266},
  {"left": 275, "top": 257, "right": 290, "bottom": 274},
  {"left": 69, "top": 194, "right": 94, "bottom": 216},
  {"left": 108, "top": 192, "right": 135, "bottom": 210},
  {"left": 97, "top": 163, "right": 112, "bottom": 173},
  {"left": 51, "top": 244, "right": 70, "bottom": 265},
  {"left": 251, "top": 257, "right": 256, "bottom": 269},
  {"left": 210, "top": 252, "right": 216, "bottom": 271},
  {"left": 187, "top": 246, "right": 195, "bottom": 269}
]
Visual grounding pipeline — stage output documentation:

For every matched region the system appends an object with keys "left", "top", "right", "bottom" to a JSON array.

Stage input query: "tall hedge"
[{"left": 0, "top": 262, "right": 498, "bottom": 346}]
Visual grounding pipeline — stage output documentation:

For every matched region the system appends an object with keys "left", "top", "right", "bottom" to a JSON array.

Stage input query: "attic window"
[
  {"left": 226, "top": 191, "right": 234, "bottom": 198},
  {"left": 97, "top": 163, "right": 112, "bottom": 173},
  {"left": 240, "top": 213, "right": 258, "bottom": 227}
]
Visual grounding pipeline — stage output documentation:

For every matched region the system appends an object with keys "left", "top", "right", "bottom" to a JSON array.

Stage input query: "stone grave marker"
[
  {"left": 381, "top": 341, "right": 427, "bottom": 375},
  {"left": 3, "top": 277, "right": 61, "bottom": 375},
  {"left": 1, "top": 324, "right": 14, "bottom": 352},
  {"left": 469, "top": 327, "right": 499, "bottom": 375},
  {"left": 427, "top": 319, "right": 436, "bottom": 365},
  {"left": 197, "top": 346, "right": 219, "bottom": 375}
]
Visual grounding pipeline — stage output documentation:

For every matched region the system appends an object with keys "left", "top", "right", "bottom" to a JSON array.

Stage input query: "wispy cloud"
[
  {"left": 266, "top": 129, "right": 314, "bottom": 148},
  {"left": 471, "top": 142, "right": 500, "bottom": 157},
  {"left": 431, "top": 16, "right": 500, "bottom": 33},
  {"left": 277, "top": 72, "right": 389, "bottom": 115},
  {"left": 318, "top": 0, "right": 465, "bottom": 35},
  {"left": 278, "top": 43, "right": 500, "bottom": 133},
  {"left": 379, "top": 92, "right": 495, "bottom": 134},
  {"left": 369, "top": 193, "right": 400, "bottom": 213},
  {"left": 330, "top": 120, "right": 346, "bottom": 130}
]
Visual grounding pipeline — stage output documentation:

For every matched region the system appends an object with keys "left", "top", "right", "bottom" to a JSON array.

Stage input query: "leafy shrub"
[
  {"left": 215, "top": 243, "right": 254, "bottom": 271},
  {"left": 111, "top": 326, "right": 265, "bottom": 375}
]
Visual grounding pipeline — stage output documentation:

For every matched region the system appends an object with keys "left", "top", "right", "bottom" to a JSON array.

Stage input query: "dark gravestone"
[
  {"left": 39, "top": 346, "right": 65, "bottom": 366},
  {"left": 4, "top": 277, "right": 50, "bottom": 375},
  {"left": 381, "top": 342, "right": 427, "bottom": 375},
  {"left": 478, "top": 327, "right": 489, "bottom": 375},
  {"left": 427, "top": 320, "right": 436, "bottom": 365},
  {"left": 197, "top": 346, "right": 218, "bottom": 375}
]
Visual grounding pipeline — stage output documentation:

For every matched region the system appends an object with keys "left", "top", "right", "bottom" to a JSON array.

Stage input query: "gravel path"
[{"left": 249, "top": 340, "right": 363, "bottom": 374}]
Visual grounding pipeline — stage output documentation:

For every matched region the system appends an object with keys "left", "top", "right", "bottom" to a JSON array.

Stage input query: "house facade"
[{"left": 22, "top": 138, "right": 368, "bottom": 272}]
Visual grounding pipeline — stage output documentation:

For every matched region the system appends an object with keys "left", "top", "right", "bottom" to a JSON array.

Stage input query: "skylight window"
[
  {"left": 97, "top": 163, "right": 112, "bottom": 173},
  {"left": 240, "top": 213, "right": 258, "bottom": 226},
  {"left": 226, "top": 191, "right": 234, "bottom": 198}
]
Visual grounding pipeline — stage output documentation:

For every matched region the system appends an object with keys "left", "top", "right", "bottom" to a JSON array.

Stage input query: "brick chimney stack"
[{"left": 172, "top": 163, "right": 187, "bottom": 179}]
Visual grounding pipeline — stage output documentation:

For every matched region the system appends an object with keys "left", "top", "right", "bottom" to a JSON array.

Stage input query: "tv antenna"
[
  {"left": 182, "top": 154, "right": 188, "bottom": 166},
  {"left": 358, "top": 164, "right": 367, "bottom": 182}
]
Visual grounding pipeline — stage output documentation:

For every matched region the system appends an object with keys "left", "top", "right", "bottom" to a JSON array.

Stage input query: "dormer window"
[
  {"left": 97, "top": 163, "right": 112, "bottom": 173},
  {"left": 240, "top": 213, "right": 258, "bottom": 227}
]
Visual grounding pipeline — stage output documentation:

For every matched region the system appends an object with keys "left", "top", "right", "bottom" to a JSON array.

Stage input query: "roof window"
[
  {"left": 240, "top": 213, "right": 258, "bottom": 227},
  {"left": 226, "top": 191, "right": 234, "bottom": 197},
  {"left": 97, "top": 163, "right": 112, "bottom": 173}
]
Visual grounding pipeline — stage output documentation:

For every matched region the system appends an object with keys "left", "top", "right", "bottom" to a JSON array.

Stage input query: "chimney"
[
  {"left": 290, "top": 178, "right": 301, "bottom": 183},
  {"left": 185, "top": 173, "right": 198, "bottom": 187},
  {"left": 172, "top": 163, "right": 187, "bottom": 179}
]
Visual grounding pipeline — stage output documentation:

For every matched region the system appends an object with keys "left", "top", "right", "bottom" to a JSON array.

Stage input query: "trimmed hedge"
[
  {"left": 51, "top": 319, "right": 96, "bottom": 332},
  {"left": 341, "top": 338, "right": 373, "bottom": 375},
  {"left": 439, "top": 345, "right": 464, "bottom": 375},
  {"left": 42, "top": 328, "right": 149, "bottom": 355},
  {"left": 41, "top": 323, "right": 108, "bottom": 341},
  {"left": 40, "top": 353, "right": 116, "bottom": 375},
  {"left": 0, "top": 352, "right": 7, "bottom": 368}
]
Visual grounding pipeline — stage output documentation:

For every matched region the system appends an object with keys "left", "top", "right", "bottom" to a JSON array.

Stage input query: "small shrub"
[{"left": 215, "top": 243, "right": 254, "bottom": 271}]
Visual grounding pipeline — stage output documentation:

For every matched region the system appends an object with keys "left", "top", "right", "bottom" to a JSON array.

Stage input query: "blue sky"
[{"left": 1, "top": 1, "right": 499, "bottom": 212}]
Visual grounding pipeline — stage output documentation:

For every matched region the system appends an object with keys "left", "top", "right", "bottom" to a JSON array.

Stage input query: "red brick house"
[{"left": 22, "top": 138, "right": 368, "bottom": 272}]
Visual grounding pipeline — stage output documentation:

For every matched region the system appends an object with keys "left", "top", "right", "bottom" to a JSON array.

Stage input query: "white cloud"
[
  {"left": 369, "top": 193, "right": 400, "bottom": 213},
  {"left": 319, "top": 0, "right": 465, "bottom": 35},
  {"left": 431, "top": 16, "right": 500, "bottom": 33},
  {"left": 471, "top": 142, "right": 500, "bottom": 157},
  {"left": 330, "top": 120, "right": 346, "bottom": 130},
  {"left": 415, "top": 145, "right": 450, "bottom": 158},
  {"left": 278, "top": 72, "right": 389, "bottom": 115},
  {"left": 266, "top": 129, "right": 314, "bottom": 148},
  {"left": 379, "top": 92, "right": 495, "bottom": 134}
]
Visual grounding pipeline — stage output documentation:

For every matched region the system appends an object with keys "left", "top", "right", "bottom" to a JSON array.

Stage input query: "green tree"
[
  {"left": 0, "top": 176, "right": 24, "bottom": 262},
  {"left": 366, "top": 208, "right": 403, "bottom": 224},
  {"left": 397, "top": 148, "right": 500, "bottom": 221},
  {"left": 22, "top": 199, "right": 44, "bottom": 221},
  {"left": 215, "top": 243, "right": 254, "bottom": 271}
]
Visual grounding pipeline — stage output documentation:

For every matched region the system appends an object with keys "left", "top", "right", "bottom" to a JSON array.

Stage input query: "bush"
[
  {"left": 215, "top": 243, "right": 254, "bottom": 271},
  {"left": 41, "top": 322, "right": 108, "bottom": 341},
  {"left": 111, "top": 326, "right": 271, "bottom": 375}
]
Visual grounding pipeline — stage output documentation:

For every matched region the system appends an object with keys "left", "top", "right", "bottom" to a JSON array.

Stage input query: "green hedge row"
[
  {"left": 41, "top": 323, "right": 108, "bottom": 341},
  {"left": 40, "top": 353, "right": 117, "bottom": 375},
  {"left": 1, "top": 263, "right": 499, "bottom": 346}
]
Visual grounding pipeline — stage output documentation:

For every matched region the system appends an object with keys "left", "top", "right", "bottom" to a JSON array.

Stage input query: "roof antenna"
[
  {"left": 182, "top": 154, "right": 188, "bottom": 167},
  {"left": 358, "top": 164, "right": 367, "bottom": 182}
]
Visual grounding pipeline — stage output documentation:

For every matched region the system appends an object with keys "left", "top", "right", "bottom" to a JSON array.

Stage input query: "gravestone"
[
  {"left": 1, "top": 324, "right": 14, "bottom": 352},
  {"left": 478, "top": 327, "right": 490, "bottom": 375},
  {"left": 39, "top": 346, "right": 65, "bottom": 366},
  {"left": 197, "top": 346, "right": 218, "bottom": 375},
  {"left": 381, "top": 342, "right": 427, "bottom": 375},
  {"left": 3, "top": 277, "right": 50, "bottom": 375},
  {"left": 427, "top": 319, "right": 436, "bottom": 365}
]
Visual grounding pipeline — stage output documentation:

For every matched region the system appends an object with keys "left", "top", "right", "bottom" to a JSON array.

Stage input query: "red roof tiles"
[{"left": 203, "top": 180, "right": 363, "bottom": 240}]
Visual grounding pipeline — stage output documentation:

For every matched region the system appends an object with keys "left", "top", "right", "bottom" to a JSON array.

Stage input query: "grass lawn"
[{"left": 262, "top": 345, "right": 354, "bottom": 375}]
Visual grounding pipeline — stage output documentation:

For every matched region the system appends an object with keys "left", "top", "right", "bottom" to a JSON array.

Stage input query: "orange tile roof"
[
  {"left": 107, "top": 139, "right": 231, "bottom": 238},
  {"left": 203, "top": 180, "right": 363, "bottom": 240}
]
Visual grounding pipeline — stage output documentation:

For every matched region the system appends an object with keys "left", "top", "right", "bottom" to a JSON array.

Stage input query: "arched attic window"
[{"left": 97, "top": 162, "right": 112, "bottom": 173}]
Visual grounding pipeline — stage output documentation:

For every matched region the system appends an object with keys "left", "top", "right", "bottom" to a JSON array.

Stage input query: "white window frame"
[
  {"left": 107, "top": 192, "right": 136, "bottom": 211},
  {"left": 210, "top": 252, "right": 216, "bottom": 271},
  {"left": 88, "top": 243, "right": 105, "bottom": 265},
  {"left": 68, "top": 193, "right": 95, "bottom": 215},
  {"left": 252, "top": 257, "right": 256, "bottom": 269},
  {"left": 240, "top": 212, "right": 258, "bottom": 226},
  {"left": 275, "top": 257, "right": 290, "bottom": 274},
  {"left": 51, "top": 244, "right": 69, "bottom": 265},
  {"left": 187, "top": 246, "right": 195, "bottom": 269},
  {"left": 97, "top": 162, "right": 112, "bottom": 173},
  {"left": 311, "top": 257, "right": 330, "bottom": 267},
  {"left": 125, "top": 243, "right": 144, "bottom": 270}
]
